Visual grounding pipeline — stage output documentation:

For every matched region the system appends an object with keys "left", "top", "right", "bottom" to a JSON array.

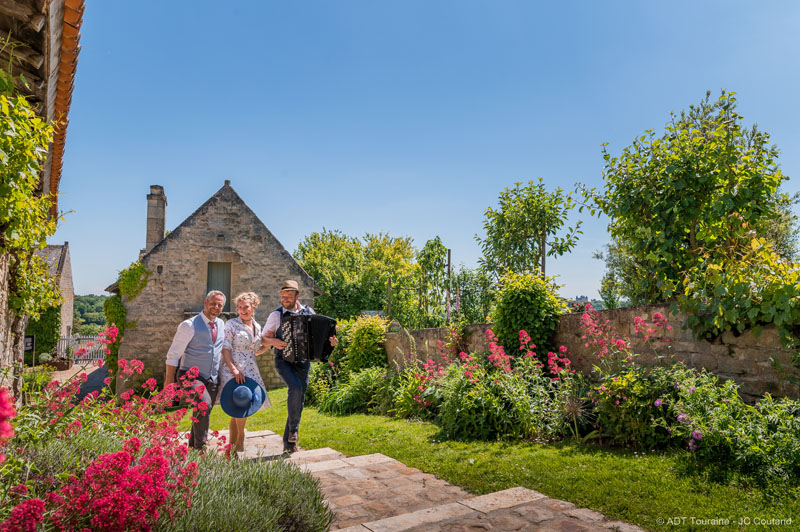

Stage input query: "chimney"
[{"left": 145, "top": 185, "right": 167, "bottom": 253}]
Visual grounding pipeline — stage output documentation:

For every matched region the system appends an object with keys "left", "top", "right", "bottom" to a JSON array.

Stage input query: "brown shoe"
[{"left": 283, "top": 444, "right": 298, "bottom": 454}]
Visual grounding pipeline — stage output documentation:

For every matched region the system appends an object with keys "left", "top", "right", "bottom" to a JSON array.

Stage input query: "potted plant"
[{"left": 46, "top": 345, "right": 73, "bottom": 371}]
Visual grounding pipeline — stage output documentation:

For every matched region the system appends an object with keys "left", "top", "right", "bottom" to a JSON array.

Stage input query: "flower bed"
[{"left": 0, "top": 326, "right": 332, "bottom": 532}]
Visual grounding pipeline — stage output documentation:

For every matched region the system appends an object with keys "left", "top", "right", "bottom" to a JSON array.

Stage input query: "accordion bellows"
[{"left": 280, "top": 314, "right": 337, "bottom": 363}]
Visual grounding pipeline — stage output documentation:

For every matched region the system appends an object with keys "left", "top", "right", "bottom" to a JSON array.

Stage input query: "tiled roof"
[
  {"left": 0, "top": 0, "right": 85, "bottom": 217},
  {"left": 49, "top": 0, "right": 84, "bottom": 217},
  {"left": 34, "top": 244, "right": 67, "bottom": 279}
]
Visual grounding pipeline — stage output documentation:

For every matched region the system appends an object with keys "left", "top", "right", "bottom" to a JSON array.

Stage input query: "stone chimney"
[{"left": 145, "top": 185, "right": 167, "bottom": 253}]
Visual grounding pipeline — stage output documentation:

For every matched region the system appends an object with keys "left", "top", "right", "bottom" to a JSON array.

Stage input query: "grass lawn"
[{"left": 181, "top": 387, "right": 799, "bottom": 532}]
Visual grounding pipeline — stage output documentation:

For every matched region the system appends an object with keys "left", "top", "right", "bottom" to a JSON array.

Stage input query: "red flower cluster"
[
  {"left": 0, "top": 387, "right": 15, "bottom": 463},
  {"left": 1, "top": 326, "right": 204, "bottom": 531}
]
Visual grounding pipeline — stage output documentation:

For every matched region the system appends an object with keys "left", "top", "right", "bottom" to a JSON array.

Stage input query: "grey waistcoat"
[{"left": 180, "top": 313, "right": 224, "bottom": 383}]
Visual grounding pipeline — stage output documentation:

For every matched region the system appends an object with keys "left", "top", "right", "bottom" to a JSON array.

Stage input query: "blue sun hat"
[{"left": 220, "top": 376, "right": 266, "bottom": 418}]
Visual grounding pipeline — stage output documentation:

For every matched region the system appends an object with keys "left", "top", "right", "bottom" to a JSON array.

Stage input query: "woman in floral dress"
[{"left": 220, "top": 292, "right": 279, "bottom": 452}]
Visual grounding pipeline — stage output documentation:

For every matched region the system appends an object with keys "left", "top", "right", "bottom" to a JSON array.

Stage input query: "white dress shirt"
[
  {"left": 262, "top": 303, "right": 312, "bottom": 337},
  {"left": 166, "top": 312, "right": 218, "bottom": 368}
]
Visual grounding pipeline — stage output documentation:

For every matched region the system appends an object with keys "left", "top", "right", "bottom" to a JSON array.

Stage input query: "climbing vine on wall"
[{"left": 103, "top": 261, "right": 150, "bottom": 390}]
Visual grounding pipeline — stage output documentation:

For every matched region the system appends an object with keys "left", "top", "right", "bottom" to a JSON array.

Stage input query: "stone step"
[
  {"left": 335, "top": 487, "right": 647, "bottom": 532},
  {"left": 289, "top": 452, "right": 470, "bottom": 529}
]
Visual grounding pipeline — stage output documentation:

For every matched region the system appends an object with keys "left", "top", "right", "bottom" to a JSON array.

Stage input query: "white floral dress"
[{"left": 219, "top": 317, "right": 271, "bottom": 409}]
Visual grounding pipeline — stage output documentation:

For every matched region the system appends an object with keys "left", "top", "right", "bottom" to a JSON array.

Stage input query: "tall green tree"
[
  {"left": 477, "top": 178, "right": 582, "bottom": 279},
  {"left": 295, "top": 229, "right": 417, "bottom": 322},
  {"left": 588, "top": 90, "right": 790, "bottom": 304},
  {"left": 415, "top": 236, "right": 448, "bottom": 328}
]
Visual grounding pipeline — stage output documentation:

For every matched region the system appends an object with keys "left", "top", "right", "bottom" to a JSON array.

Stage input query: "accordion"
[{"left": 279, "top": 314, "right": 337, "bottom": 364}]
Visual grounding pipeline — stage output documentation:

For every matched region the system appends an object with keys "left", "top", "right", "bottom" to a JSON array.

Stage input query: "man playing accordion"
[{"left": 262, "top": 280, "right": 338, "bottom": 453}]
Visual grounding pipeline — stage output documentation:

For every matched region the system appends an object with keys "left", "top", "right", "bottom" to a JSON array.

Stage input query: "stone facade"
[
  {"left": 112, "top": 181, "right": 317, "bottom": 391},
  {"left": 35, "top": 243, "right": 74, "bottom": 337},
  {"left": 385, "top": 304, "right": 799, "bottom": 402}
]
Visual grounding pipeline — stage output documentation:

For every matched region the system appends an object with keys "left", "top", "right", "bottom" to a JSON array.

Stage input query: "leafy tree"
[
  {"left": 477, "top": 178, "right": 582, "bottom": 279},
  {"left": 295, "top": 229, "right": 417, "bottom": 322},
  {"left": 452, "top": 265, "right": 494, "bottom": 323},
  {"left": 588, "top": 91, "right": 789, "bottom": 304},
  {"left": 415, "top": 236, "right": 448, "bottom": 328}
]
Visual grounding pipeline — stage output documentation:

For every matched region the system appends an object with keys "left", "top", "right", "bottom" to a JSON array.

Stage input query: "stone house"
[
  {"left": 34, "top": 243, "right": 74, "bottom": 337},
  {"left": 107, "top": 181, "right": 318, "bottom": 389}
]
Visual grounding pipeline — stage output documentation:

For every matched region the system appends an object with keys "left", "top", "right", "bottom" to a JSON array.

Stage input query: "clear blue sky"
[{"left": 54, "top": 1, "right": 800, "bottom": 299}]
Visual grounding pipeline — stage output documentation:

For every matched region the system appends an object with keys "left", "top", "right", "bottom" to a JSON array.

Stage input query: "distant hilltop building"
[{"left": 106, "top": 181, "right": 318, "bottom": 390}]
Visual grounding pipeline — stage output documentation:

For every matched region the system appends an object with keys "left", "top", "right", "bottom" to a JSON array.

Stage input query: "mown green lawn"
[{"left": 181, "top": 387, "right": 799, "bottom": 532}]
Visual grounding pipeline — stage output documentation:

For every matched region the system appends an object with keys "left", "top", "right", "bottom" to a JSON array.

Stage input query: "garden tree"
[
  {"left": 588, "top": 90, "right": 791, "bottom": 304},
  {"left": 295, "top": 229, "right": 417, "bottom": 322},
  {"left": 0, "top": 71, "right": 59, "bottom": 370},
  {"left": 452, "top": 265, "right": 494, "bottom": 323},
  {"left": 415, "top": 236, "right": 448, "bottom": 328},
  {"left": 477, "top": 178, "right": 582, "bottom": 279}
]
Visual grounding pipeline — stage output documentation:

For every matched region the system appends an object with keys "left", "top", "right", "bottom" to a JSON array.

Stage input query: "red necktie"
[{"left": 209, "top": 321, "right": 217, "bottom": 343}]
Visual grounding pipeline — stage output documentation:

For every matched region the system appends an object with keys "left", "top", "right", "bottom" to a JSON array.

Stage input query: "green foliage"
[
  {"left": 589, "top": 91, "right": 788, "bottom": 304},
  {"left": 668, "top": 378, "right": 800, "bottom": 486},
  {"left": 437, "top": 356, "right": 566, "bottom": 441},
  {"left": 0, "top": 88, "right": 58, "bottom": 322},
  {"left": 391, "top": 363, "right": 442, "bottom": 421},
  {"left": 166, "top": 456, "right": 334, "bottom": 532},
  {"left": 342, "top": 315, "right": 388, "bottom": 375},
  {"left": 452, "top": 265, "right": 494, "bottom": 323},
  {"left": 318, "top": 367, "right": 389, "bottom": 416},
  {"left": 117, "top": 261, "right": 150, "bottom": 298},
  {"left": 415, "top": 236, "right": 448, "bottom": 328},
  {"left": 295, "top": 229, "right": 417, "bottom": 322},
  {"left": 101, "top": 263, "right": 149, "bottom": 389},
  {"left": 23, "top": 304, "right": 61, "bottom": 363},
  {"left": 73, "top": 294, "right": 108, "bottom": 333},
  {"left": 592, "top": 363, "right": 708, "bottom": 449},
  {"left": 680, "top": 238, "right": 800, "bottom": 365},
  {"left": 477, "top": 178, "right": 582, "bottom": 278},
  {"left": 102, "top": 295, "right": 127, "bottom": 387},
  {"left": 491, "top": 271, "right": 565, "bottom": 352}
]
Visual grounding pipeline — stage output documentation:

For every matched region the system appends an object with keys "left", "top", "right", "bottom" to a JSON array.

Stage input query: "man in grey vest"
[{"left": 165, "top": 290, "right": 226, "bottom": 450}]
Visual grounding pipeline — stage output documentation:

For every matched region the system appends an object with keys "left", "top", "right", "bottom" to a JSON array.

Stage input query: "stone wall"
[
  {"left": 58, "top": 245, "right": 73, "bottom": 337},
  {"left": 385, "top": 305, "right": 798, "bottom": 402},
  {"left": 117, "top": 184, "right": 315, "bottom": 391}
]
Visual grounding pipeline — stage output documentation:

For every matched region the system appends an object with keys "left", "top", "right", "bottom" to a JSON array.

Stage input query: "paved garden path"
[{"left": 215, "top": 429, "right": 648, "bottom": 532}]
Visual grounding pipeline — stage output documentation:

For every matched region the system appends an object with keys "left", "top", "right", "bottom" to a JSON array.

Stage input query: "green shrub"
[
  {"left": 305, "top": 361, "right": 336, "bottom": 407},
  {"left": 669, "top": 381, "right": 800, "bottom": 486},
  {"left": 438, "top": 354, "right": 566, "bottom": 441},
  {"left": 592, "top": 363, "right": 714, "bottom": 449},
  {"left": 341, "top": 315, "right": 388, "bottom": 376},
  {"left": 318, "top": 367, "right": 389, "bottom": 415},
  {"left": 165, "top": 455, "right": 334, "bottom": 532},
  {"left": 491, "top": 271, "right": 565, "bottom": 353},
  {"left": 391, "top": 362, "right": 443, "bottom": 421},
  {"left": 24, "top": 305, "right": 61, "bottom": 365}
]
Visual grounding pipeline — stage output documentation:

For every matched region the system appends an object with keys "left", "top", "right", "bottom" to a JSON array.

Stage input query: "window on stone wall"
[{"left": 207, "top": 262, "right": 231, "bottom": 312}]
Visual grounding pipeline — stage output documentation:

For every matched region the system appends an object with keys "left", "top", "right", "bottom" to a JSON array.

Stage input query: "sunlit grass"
[{"left": 181, "top": 387, "right": 799, "bottom": 532}]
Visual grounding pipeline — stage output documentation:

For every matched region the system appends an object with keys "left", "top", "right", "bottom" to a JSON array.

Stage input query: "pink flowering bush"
[{"left": 0, "top": 326, "right": 205, "bottom": 531}]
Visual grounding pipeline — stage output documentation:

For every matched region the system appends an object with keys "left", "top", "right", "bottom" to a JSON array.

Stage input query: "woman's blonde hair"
[{"left": 233, "top": 291, "right": 260, "bottom": 309}]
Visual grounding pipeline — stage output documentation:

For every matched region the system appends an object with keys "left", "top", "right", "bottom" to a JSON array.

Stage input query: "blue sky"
[{"left": 54, "top": 1, "right": 800, "bottom": 299}]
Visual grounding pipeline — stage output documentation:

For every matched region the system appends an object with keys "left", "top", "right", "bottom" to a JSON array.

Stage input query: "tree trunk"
[
  {"left": 539, "top": 234, "right": 547, "bottom": 277},
  {"left": 0, "top": 251, "right": 12, "bottom": 371},
  {"left": 10, "top": 314, "right": 26, "bottom": 397}
]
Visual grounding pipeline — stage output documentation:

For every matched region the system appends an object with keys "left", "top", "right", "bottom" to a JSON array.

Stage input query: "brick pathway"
[{"left": 225, "top": 429, "right": 648, "bottom": 532}]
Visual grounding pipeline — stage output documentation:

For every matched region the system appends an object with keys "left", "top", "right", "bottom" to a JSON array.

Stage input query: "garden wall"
[{"left": 384, "top": 304, "right": 799, "bottom": 402}]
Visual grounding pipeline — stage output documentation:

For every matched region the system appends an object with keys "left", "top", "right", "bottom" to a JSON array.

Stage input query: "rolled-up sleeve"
[
  {"left": 166, "top": 320, "right": 193, "bottom": 367},
  {"left": 262, "top": 311, "right": 281, "bottom": 337}
]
